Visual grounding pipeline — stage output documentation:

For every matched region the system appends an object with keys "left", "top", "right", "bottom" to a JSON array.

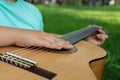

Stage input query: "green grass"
[{"left": 36, "top": 5, "right": 120, "bottom": 80}]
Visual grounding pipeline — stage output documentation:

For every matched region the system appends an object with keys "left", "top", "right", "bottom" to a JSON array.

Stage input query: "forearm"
[
  {"left": 0, "top": 26, "right": 18, "bottom": 46},
  {"left": 0, "top": 26, "right": 73, "bottom": 49}
]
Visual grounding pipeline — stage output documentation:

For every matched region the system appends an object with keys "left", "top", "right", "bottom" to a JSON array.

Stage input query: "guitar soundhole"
[{"left": 50, "top": 46, "right": 77, "bottom": 54}]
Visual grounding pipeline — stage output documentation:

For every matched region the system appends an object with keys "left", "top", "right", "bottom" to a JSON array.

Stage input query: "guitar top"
[{"left": 0, "top": 41, "right": 106, "bottom": 80}]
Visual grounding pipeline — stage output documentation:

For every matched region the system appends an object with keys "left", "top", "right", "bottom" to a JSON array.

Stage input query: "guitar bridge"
[
  {"left": 0, "top": 52, "right": 56, "bottom": 79},
  {"left": 0, "top": 52, "right": 37, "bottom": 69}
]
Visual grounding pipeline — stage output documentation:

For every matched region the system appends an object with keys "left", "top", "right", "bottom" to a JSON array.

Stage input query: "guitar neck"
[{"left": 61, "top": 25, "right": 100, "bottom": 44}]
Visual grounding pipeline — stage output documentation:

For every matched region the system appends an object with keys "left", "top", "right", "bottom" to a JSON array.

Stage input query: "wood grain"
[{"left": 0, "top": 41, "right": 106, "bottom": 80}]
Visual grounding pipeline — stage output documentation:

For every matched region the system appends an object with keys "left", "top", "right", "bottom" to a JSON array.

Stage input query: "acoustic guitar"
[{"left": 0, "top": 25, "right": 106, "bottom": 80}]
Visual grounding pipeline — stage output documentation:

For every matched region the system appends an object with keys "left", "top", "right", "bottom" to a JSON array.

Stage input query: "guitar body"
[{"left": 0, "top": 40, "right": 106, "bottom": 80}]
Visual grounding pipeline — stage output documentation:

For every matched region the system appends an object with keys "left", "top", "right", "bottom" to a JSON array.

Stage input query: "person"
[{"left": 0, "top": 0, "right": 107, "bottom": 50}]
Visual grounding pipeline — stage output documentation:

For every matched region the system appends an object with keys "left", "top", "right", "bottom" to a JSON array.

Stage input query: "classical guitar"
[{"left": 0, "top": 25, "right": 106, "bottom": 80}]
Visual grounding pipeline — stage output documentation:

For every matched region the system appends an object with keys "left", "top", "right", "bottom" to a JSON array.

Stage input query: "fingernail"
[
  {"left": 66, "top": 41, "right": 70, "bottom": 43},
  {"left": 105, "top": 35, "right": 108, "bottom": 39},
  {"left": 68, "top": 45, "right": 73, "bottom": 48}
]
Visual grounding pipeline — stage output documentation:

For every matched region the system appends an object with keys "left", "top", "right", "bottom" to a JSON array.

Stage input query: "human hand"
[
  {"left": 84, "top": 28, "right": 108, "bottom": 46},
  {"left": 15, "top": 30, "right": 73, "bottom": 50}
]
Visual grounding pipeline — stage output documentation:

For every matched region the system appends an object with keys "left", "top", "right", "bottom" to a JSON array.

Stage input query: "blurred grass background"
[{"left": 36, "top": 5, "right": 120, "bottom": 80}]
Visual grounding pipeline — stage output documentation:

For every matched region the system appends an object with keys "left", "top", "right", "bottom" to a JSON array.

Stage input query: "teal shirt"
[{"left": 0, "top": 0, "right": 44, "bottom": 31}]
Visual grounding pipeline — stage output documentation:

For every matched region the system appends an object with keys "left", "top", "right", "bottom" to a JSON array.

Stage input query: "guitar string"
[
  {"left": 17, "top": 47, "right": 49, "bottom": 57},
  {"left": 3, "top": 46, "right": 62, "bottom": 73},
  {"left": 3, "top": 36, "right": 76, "bottom": 69},
  {"left": 3, "top": 41, "right": 77, "bottom": 71},
  {"left": 8, "top": 46, "right": 33, "bottom": 54},
  {"left": 8, "top": 46, "right": 54, "bottom": 59},
  {"left": 29, "top": 48, "right": 62, "bottom": 69},
  {"left": 2, "top": 46, "right": 60, "bottom": 75},
  {"left": 13, "top": 46, "right": 40, "bottom": 55},
  {"left": 5, "top": 46, "right": 56, "bottom": 68},
  {"left": 14, "top": 46, "right": 58, "bottom": 68},
  {"left": 25, "top": 47, "right": 55, "bottom": 62},
  {"left": 9, "top": 46, "right": 45, "bottom": 55},
  {"left": 3, "top": 45, "right": 79, "bottom": 76}
]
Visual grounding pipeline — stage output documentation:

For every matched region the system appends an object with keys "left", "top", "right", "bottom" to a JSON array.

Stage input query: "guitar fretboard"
[{"left": 61, "top": 25, "right": 100, "bottom": 44}]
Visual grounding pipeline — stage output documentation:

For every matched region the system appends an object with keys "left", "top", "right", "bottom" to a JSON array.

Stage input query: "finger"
[
  {"left": 33, "top": 39, "right": 62, "bottom": 49},
  {"left": 98, "top": 28, "right": 106, "bottom": 34},
  {"left": 56, "top": 39, "right": 73, "bottom": 49},
  {"left": 42, "top": 35, "right": 66, "bottom": 49},
  {"left": 38, "top": 33, "right": 73, "bottom": 49},
  {"left": 96, "top": 34, "right": 106, "bottom": 40},
  {"left": 36, "top": 33, "right": 62, "bottom": 49}
]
